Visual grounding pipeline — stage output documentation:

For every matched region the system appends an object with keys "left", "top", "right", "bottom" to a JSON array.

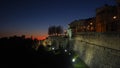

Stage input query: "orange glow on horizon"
[
  {"left": 25, "top": 34, "right": 48, "bottom": 40},
  {"left": 36, "top": 36, "right": 47, "bottom": 40}
]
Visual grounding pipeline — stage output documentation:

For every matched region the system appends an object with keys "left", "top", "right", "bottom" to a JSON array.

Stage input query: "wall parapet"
[{"left": 74, "top": 32, "right": 120, "bottom": 50}]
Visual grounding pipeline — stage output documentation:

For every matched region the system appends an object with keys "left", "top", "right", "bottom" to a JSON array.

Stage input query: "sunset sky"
[{"left": 0, "top": 0, "right": 116, "bottom": 39}]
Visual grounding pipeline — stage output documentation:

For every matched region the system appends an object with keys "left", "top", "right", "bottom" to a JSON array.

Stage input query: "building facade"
[
  {"left": 96, "top": 4, "right": 118, "bottom": 32},
  {"left": 116, "top": 0, "right": 120, "bottom": 31},
  {"left": 116, "top": 0, "right": 120, "bottom": 19},
  {"left": 69, "top": 17, "right": 96, "bottom": 34},
  {"left": 69, "top": 0, "right": 120, "bottom": 33}
]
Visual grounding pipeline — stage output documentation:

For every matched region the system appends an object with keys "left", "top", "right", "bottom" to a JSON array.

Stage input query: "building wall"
[
  {"left": 96, "top": 5, "right": 118, "bottom": 32},
  {"left": 116, "top": 0, "right": 120, "bottom": 32},
  {"left": 48, "top": 36, "right": 70, "bottom": 49},
  {"left": 69, "top": 17, "right": 96, "bottom": 33},
  {"left": 73, "top": 32, "right": 120, "bottom": 68},
  {"left": 116, "top": 0, "right": 120, "bottom": 19},
  {"left": 69, "top": 2, "right": 120, "bottom": 33}
]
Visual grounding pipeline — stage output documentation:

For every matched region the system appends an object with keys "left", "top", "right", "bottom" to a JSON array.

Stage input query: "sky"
[{"left": 0, "top": 0, "right": 116, "bottom": 39}]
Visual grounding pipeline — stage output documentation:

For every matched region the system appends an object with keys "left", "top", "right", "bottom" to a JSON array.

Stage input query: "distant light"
[
  {"left": 113, "top": 16, "right": 117, "bottom": 19},
  {"left": 90, "top": 22, "right": 93, "bottom": 25},
  {"left": 72, "top": 58, "right": 76, "bottom": 62},
  {"left": 69, "top": 53, "right": 71, "bottom": 55},
  {"left": 52, "top": 47, "right": 55, "bottom": 50},
  {"left": 65, "top": 49, "right": 67, "bottom": 52}
]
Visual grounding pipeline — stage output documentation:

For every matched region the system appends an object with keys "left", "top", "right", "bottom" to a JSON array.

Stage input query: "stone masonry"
[{"left": 73, "top": 32, "right": 120, "bottom": 68}]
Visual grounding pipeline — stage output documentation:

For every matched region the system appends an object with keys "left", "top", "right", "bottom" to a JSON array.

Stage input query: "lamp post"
[
  {"left": 112, "top": 16, "right": 117, "bottom": 31},
  {"left": 113, "top": 16, "right": 117, "bottom": 19}
]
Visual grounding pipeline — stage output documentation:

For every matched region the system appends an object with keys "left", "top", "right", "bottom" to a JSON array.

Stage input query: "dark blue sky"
[{"left": 0, "top": 0, "right": 116, "bottom": 38}]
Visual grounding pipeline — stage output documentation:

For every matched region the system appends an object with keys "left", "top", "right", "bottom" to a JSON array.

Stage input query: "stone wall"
[
  {"left": 73, "top": 32, "right": 120, "bottom": 68},
  {"left": 48, "top": 36, "right": 69, "bottom": 49}
]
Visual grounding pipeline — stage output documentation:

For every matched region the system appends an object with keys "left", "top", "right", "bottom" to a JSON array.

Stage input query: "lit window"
[{"left": 90, "top": 22, "right": 93, "bottom": 25}]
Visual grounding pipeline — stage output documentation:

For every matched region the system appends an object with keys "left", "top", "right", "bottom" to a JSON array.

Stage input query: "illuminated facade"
[
  {"left": 69, "top": 17, "right": 96, "bottom": 33},
  {"left": 69, "top": 1, "right": 120, "bottom": 33},
  {"left": 96, "top": 4, "right": 117, "bottom": 32},
  {"left": 96, "top": 4, "right": 120, "bottom": 32}
]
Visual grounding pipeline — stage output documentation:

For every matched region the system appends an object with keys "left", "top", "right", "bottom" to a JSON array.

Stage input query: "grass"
[
  {"left": 73, "top": 55, "right": 89, "bottom": 68},
  {"left": 73, "top": 60, "right": 89, "bottom": 68}
]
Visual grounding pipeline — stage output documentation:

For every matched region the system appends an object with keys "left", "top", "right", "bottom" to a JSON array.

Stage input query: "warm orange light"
[
  {"left": 90, "top": 22, "right": 93, "bottom": 25},
  {"left": 113, "top": 16, "right": 117, "bottom": 19},
  {"left": 37, "top": 36, "right": 47, "bottom": 40}
]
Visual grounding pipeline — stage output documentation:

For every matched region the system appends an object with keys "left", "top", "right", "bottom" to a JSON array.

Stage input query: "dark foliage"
[
  {"left": 48, "top": 25, "right": 63, "bottom": 36},
  {"left": 0, "top": 35, "right": 73, "bottom": 68}
]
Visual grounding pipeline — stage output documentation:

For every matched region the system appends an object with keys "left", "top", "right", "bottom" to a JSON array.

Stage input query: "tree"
[
  {"left": 56, "top": 26, "right": 63, "bottom": 35},
  {"left": 48, "top": 25, "right": 63, "bottom": 36}
]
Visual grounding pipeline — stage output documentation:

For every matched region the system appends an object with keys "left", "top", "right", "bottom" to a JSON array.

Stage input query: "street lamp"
[
  {"left": 65, "top": 49, "right": 67, "bottom": 52},
  {"left": 113, "top": 16, "right": 117, "bottom": 19},
  {"left": 112, "top": 16, "right": 117, "bottom": 31},
  {"left": 52, "top": 47, "right": 55, "bottom": 50},
  {"left": 72, "top": 58, "right": 76, "bottom": 62}
]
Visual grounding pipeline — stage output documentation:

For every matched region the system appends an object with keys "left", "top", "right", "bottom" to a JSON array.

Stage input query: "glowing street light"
[
  {"left": 52, "top": 47, "right": 55, "bottom": 50},
  {"left": 65, "top": 49, "right": 67, "bottom": 52},
  {"left": 72, "top": 58, "right": 76, "bottom": 62},
  {"left": 113, "top": 16, "right": 117, "bottom": 19},
  {"left": 90, "top": 22, "right": 93, "bottom": 25}
]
